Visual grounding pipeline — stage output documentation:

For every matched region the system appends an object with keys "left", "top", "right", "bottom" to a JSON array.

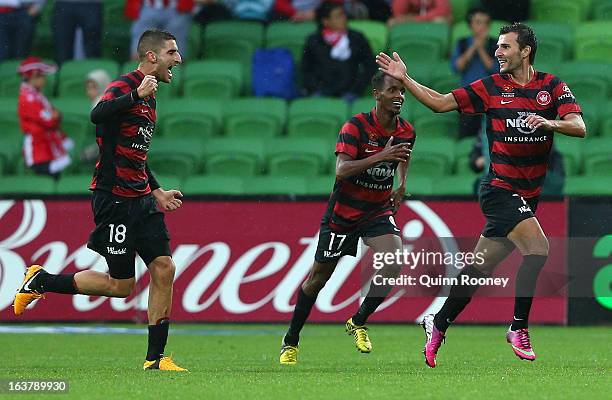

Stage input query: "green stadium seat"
[
  {"left": 58, "top": 59, "right": 120, "bottom": 97},
  {"left": 306, "top": 174, "right": 335, "bottom": 195},
  {"left": 594, "top": 0, "right": 612, "bottom": 19},
  {"left": 409, "top": 137, "right": 454, "bottom": 177},
  {"left": 0, "top": 98, "right": 21, "bottom": 138},
  {"left": 574, "top": 22, "right": 612, "bottom": 62},
  {"left": 450, "top": 20, "right": 506, "bottom": 47},
  {"left": 531, "top": 0, "right": 586, "bottom": 24},
  {"left": 55, "top": 174, "right": 91, "bottom": 194},
  {"left": 183, "top": 60, "right": 243, "bottom": 99},
  {"left": 583, "top": 138, "right": 612, "bottom": 176},
  {"left": 350, "top": 96, "right": 374, "bottom": 116},
  {"left": 564, "top": 176, "right": 612, "bottom": 195},
  {"left": 101, "top": 0, "right": 132, "bottom": 63},
  {"left": 390, "top": 22, "right": 450, "bottom": 63},
  {"left": 430, "top": 62, "right": 460, "bottom": 93},
  {"left": 242, "top": 176, "right": 308, "bottom": 195},
  {"left": 266, "top": 22, "right": 316, "bottom": 62},
  {"left": 148, "top": 138, "right": 204, "bottom": 178},
  {"left": 266, "top": 138, "right": 328, "bottom": 176},
  {"left": 554, "top": 135, "right": 584, "bottom": 175},
  {"left": 0, "top": 175, "right": 56, "bottom": 195},
  {"left": 157, "top": 99, "right": 223, "bottom": 138},
  {"left": 598, "top": 102, "right": 612, "bottom": 137},
  {"left": 403, "top": 174, "right": 433, "bottom": 195},
  {"left": 453, "top": 137, "right": 478, "bottom": 175},
  {"left": 349, "top": 20, "right": 388, "bottom": 53},
  {"left": 203, "top": 137, "right": 265, "bottom": 176},
  {"left": 558, "top": 63, "right": 611, "bottom": 103},
  {"left": 287, "top": 98, "right": 349, "bottom": 140},
  {"left": 527, "top": 22, "right": 574, "bottom": 63},
  {"left": 53, "top": 98, "right": 94, "bottom": 146},
  {"left": 449, "top": 0, "right": 478, "bottom": 25},
  {"left": 431, "top": 175, "right": 475, "bottom": 195},
  {"left": 223, "top": 97, "right": 287, "bottom": 138},
  {"left": 152, "top": 174, "right": 183, "bottom": 190},
  {"left": 182, "top": 175, "right": 245, "bottom": 195},
  {"left": 203, "top": 21, "right": 263, "bottom": 67},
  {"left": 413, "top": 112, "right": 459, "bottom": 138},
  {"left": 187, "top": 24, "right": 203, "bottom": 59},
  {"left": 0, "top": 135, "right": 21, "bottom": 175}
]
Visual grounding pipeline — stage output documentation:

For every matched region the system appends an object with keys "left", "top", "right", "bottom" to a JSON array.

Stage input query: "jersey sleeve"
[
  {"left": 451, "top": 77, "right": 491, "bottom": 114},
  {"left": 335, "top": 120, "right": 361, "bottom": 158},
  {"left": 551, "top": 78, "right": 582, "bottom": 118}
]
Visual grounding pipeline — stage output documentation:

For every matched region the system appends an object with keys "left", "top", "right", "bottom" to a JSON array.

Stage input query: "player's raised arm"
[
  {"left": 90, "top": 76, "right": 158, "bottom": 124},
  {"left": 376, "top": 52, "right": 458, "bottom": 113}
]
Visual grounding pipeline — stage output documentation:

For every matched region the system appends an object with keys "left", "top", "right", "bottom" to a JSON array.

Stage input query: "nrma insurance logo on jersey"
[
  {"left": 367, "top": 162, "right": 395, "bottom": 182},
  {"left": 506, "top": 111, "right": 538, "bottom": 134}
]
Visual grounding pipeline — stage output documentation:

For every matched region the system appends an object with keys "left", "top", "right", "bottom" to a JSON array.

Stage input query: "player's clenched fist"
[{"left": 137, "top": 75, "right": 158, "bottom": 98}]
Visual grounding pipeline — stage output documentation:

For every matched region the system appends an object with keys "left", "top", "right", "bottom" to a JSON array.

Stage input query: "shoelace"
[
  {"left": 516, "top": 329, "right": 532, "bottom": 349},
  {"left": 352, "top": 326, "right": 369, "bottom": 343}
]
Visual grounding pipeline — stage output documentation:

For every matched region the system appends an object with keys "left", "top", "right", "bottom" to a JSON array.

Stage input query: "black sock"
[
  {"left": 284, "top": 288, "right": 316, "bottom": 346},
  {"left": 512, "top": 255, "right": 547, "bottom": 331},
  {"left": 351, "top": 284, "right": 393, "bottom": 326},
  {"left": 146, "top": 319, "right": 170, "bottom": 361},
  {"left": 31, "top": 271, "right": 78, "bottom": 294},
  {"left": 434, "top": 265, "right": 487, "bottom": 332}
]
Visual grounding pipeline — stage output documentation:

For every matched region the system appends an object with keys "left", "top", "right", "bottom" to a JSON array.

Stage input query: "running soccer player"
[
  {"left": 279, "top": 71, "right": 414, "bottom": 365},
  {"left": 13, "top": 30, "right": 187, "bottom": 372},
  {"left": 376, "top": 23, "right": 586, "bottom": 367}
]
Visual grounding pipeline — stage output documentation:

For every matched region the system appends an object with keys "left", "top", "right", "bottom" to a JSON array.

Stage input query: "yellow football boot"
[
  {"left": 143, "top": 355, "right": 188, "bottom": 372},
  {"left": 346, "top": 318, "right": 372, "bottom": 353}
]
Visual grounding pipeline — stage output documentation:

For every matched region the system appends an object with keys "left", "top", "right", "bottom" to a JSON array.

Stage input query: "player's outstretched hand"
[
  {"left": 154, "top": 188, "right": 183, "bottom": 212},
  {"left": 137, "top": 75, "right": 158, "bottom": 98},
  {"left": 376, "top": 52, "right": 407, "bottom": 81},
  {"left": 377, "top": 136, "right": 411, "bottom": 163},
  {"left": 389, "top": 186, "right": 408, "bottom": 213}
]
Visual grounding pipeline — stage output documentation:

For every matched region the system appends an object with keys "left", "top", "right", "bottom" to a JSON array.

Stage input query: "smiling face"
[
  {"left": 151, "top": 39, "right": 182, "bottom": 83},
  {"left": 375, "top": 75, "right": 405, "bottom": 115},
  {"left": 495, "top": 32, "right": 530, "bottom": 74}
]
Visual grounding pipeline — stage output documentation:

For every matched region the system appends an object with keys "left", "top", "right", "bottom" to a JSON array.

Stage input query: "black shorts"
[
  {"left": 87, "top": 190, "right": 171, "bottom": 279},
  {"left": 314, "top": 215, "right": 401, "bottom": 263},
  {"left": 479, "top": 183, "right": 539, "bottom": 239}
]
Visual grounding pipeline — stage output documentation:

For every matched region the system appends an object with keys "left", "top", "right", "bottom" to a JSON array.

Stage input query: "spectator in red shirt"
[
  {"left": 388, "top": 0, "right": 451, "bottom": 26},
  {"left": 17, "top": 57, "right": 73, "bottom": 179}
]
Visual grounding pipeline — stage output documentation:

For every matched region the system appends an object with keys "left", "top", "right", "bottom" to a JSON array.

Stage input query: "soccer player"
[
  {"left": 376, "top": 23, "right": 586, "bottom": 367},
  {"left": 279, "top": 71, "right": 415, "bottom": 365},
  {"left": 13, "top": 29, "right": 188, "bottom": 372}
]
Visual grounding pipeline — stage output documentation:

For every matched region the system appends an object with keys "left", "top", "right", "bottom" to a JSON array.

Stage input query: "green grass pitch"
[{"left": 2, "top": 324, "right": 610, "bottom": 399}]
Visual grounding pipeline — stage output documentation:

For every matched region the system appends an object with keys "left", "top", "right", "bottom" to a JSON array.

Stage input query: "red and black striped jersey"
[
  {"left": 89, "top": 70, "right": 160, "bottom": 198},
  {"left": 325, "top": 109, "right": 416, "bottom": 231},
  {"left": 452, "top": 71, "right": 581, "bottom": 198}
]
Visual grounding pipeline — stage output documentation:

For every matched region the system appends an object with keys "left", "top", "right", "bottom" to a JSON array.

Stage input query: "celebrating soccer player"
[
  {"left": 279, "top": 71, "right": 415, "bottom": 365},
  {"left": 13, "top": 30, "right": 188, "bottom": 372},
  {"left": 376, "top": 23, "right": 586, "bottom": 367}
]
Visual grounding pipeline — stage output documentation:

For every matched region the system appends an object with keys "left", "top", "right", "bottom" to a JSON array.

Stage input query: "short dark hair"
[
  {"left": 315, "top": 1, "right": 343, "bottom": 29},
  {"left": 466, "top": 6, "right": 490, "bottom": 24},
  {"left": 371, "top": 70, "right": 388, "bottom": 91},
  {"left": 137, "top": 29, "right": 176, "bottom": 61},
  {"left": 499, "top": 22, "right": 537, "bottom": 64}
]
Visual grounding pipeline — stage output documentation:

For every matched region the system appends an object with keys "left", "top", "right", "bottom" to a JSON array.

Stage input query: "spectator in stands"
[
  {"left": 0, "top": 0, "right": 44, "bottom": 61},
  {"left": 52, "top": 0, "right": 102, "bottom": 64},
  {"left": 388, "top": 0, "right": 451, "bottom": 26},
  {"left": 468, "top": 131, "right": 565, "bottom": 196},
  {"left": 127, "top": 0, "right": 196, "bottom": 59},
  {"left": 17, "top": 57, "right": 73, "bottom": 179},
  {"left": 193, "top": 0, "right": 232, "bottom": 25},
  {"left": 346, "top": 0, "right": 392, "bottom": 22},
  {"left": 451, "top": 7, "right": 497, "bottom": 139},
  {"left": 481, "top": 0, "right": 529, "bottom": 23},
  {"left": 272, "top": 0, "right": 321, "bottom": 21},
  {"left": 79, "top": 68, "right": 110, "bottom": 164},
  {"left": 301, "top": 1, "right": 376, "bottom": 102}
]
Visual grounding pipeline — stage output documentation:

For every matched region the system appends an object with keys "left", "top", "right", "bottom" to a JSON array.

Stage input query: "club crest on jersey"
[
  {"left": 536, "top": 90, "right": 551, "bottom": 106},
  {"left": 502, "top": 84, "right": 515, "bottom": 98}
]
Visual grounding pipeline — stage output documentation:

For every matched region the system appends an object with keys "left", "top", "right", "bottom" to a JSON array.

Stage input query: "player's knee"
[
  {"left": 110, "top": 278, "right": 135, "bottom": 298},
  {"left": 149, "top": 257, "right": 176, "bottom": 285},
  {"left": 303, "top": 275, "right": 328, "bottom": 295},
  {"left": 525, "top": 236, "right": 549, "bottom": 257}
]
